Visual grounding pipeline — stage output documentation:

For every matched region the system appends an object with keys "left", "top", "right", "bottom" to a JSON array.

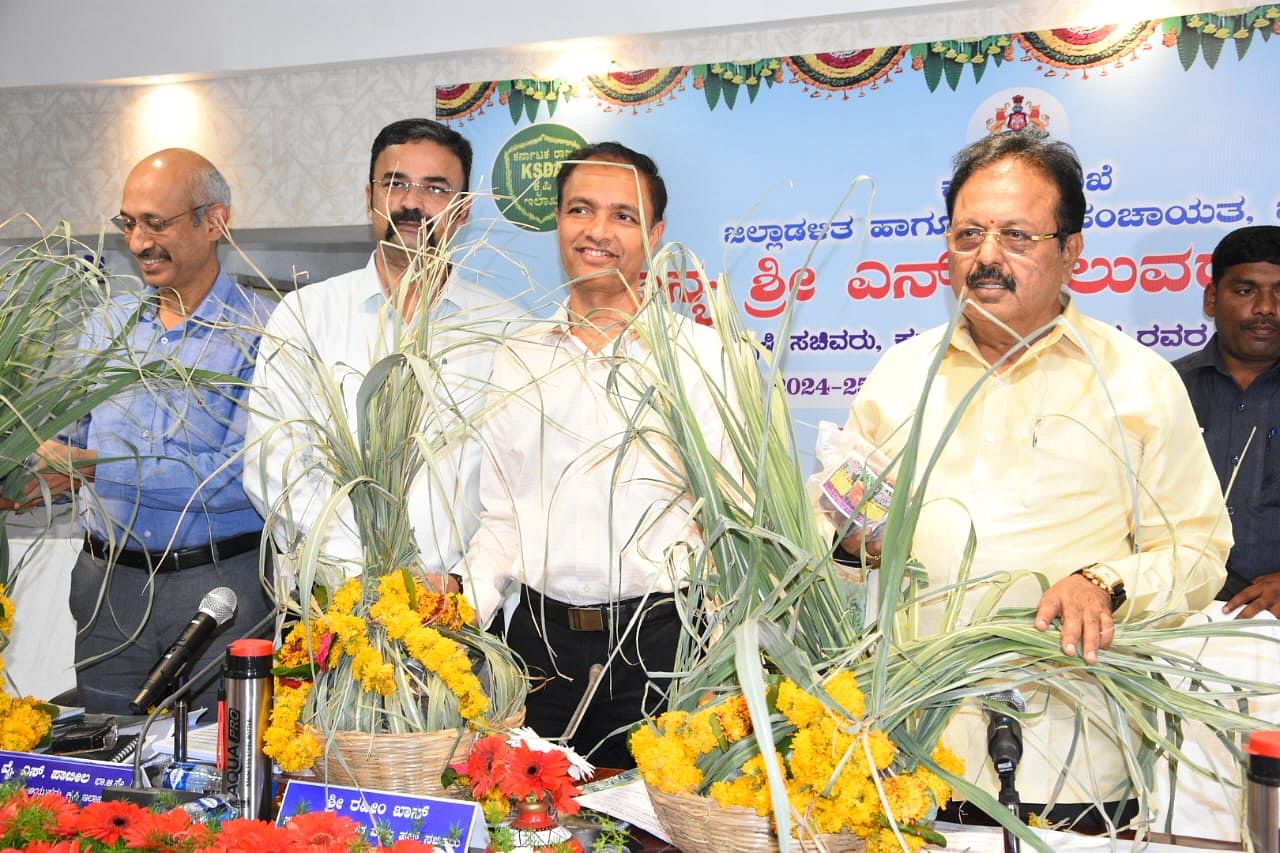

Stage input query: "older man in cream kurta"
[{"left": 835, "top": 134, "right": 1229, "bottom": 829}]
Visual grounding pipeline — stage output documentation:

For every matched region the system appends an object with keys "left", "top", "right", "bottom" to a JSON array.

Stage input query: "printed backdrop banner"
[{"left": 438, "top": 7, "right": 1280, "bottom": 438}]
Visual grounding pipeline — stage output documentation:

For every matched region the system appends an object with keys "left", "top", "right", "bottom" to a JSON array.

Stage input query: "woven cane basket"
[
  {"left": 318, "top": 711, "right": 524, "bottom": 796},
  {"left": 647, "top": 786, "right": 867, "bottom": 853}
]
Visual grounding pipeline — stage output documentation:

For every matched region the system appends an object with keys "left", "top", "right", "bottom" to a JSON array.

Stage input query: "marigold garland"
[{"left": 632, "top": 675, "right": 963, "bottom": 847}]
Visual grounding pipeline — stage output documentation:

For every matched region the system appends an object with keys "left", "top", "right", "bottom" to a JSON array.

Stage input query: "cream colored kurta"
[{"left": 843, "top": 295, "right": 1230, "bottom": 806}]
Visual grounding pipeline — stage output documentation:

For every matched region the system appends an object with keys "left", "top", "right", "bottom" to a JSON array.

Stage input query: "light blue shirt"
[{"left": 79, "top": 269, "right": 269, "bottom": 550}]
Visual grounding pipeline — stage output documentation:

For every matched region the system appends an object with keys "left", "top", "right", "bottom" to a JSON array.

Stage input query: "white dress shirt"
[
  {"left": 244, "top": 253, "right": 515, "bottom": 578},
  {"left": 462, "top": 308, "right": 731, "bottom": 626}
]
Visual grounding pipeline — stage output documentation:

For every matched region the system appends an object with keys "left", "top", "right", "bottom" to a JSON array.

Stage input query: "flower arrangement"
[
  {"left": 264, "top": 569, "right": 519, "bottom": 773},
  {"left": 632, "top": 675, "right": 960, "bottom": 852},
  {"left": 445, "top": 729, "right": 593, "bottom": 853},
  {"left": 449, "top": 729, "right": 590, "bottom": 822},
  {"left": 0, "top": 782, "right": 435, "bottom": 852}
]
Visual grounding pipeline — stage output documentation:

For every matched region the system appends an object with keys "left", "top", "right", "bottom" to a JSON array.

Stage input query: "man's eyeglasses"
[
  {"left": 946, "top": 227, "right": 1059, "bottom": 255},
  {"left": 371, "top": 177, "right": 458, "bottom": 199},
  {"left": 111, "top": 204, "right": 211, "bottom": 237}
]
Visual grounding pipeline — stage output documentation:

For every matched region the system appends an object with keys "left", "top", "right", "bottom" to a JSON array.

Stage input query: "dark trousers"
[
  {"left": 495, "top": 586, "right": 682, "bottom": 769},
  {"left": 938, "top": 798, "right": 1140, "bottom": 834},
  {"left": 69, "top": 547, "right": 273, "bottom": 715}
]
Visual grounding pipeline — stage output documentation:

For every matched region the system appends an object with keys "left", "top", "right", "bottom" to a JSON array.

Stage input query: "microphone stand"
[
  {"left": 996, "top": 767, "right": 1021, "bottom": 853},
  {"left": 173, "top": 680, "right": 188, "bottom": 763},
  {"left": 130, "top": 610, "right": 277, "bottom": 786}
]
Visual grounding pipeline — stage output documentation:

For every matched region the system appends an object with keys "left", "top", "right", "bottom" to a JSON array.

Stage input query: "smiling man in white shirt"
[
  {"left": 462, "top": 142, "right": 729, "bottom": 768},
  {"left": 244, "top": 118, "right": 513, "bottom": 581}
]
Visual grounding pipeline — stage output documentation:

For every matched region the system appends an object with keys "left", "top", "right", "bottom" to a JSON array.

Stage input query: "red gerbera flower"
[
  {"left": 497, "top": 741, "right": 572, "bottom": 801},
  {"left": 285, "top": 810, "right": 362, "bottom": 853},
  {"left": 205, "top": 817, "right": 294, "bottom": 853},
  {"left": 465, "top": 734, "right": 508, "bottom": 796},
  {"left": 547, "top": 775, "right": 583, "bottom": 816},
  {"left": 121, "top": 806, "right": 193, "bottom": 851},
  {"left": 77, "top": 799, "right": 148, "bottom": 845}
]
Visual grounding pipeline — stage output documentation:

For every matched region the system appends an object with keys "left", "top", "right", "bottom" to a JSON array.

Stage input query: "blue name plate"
[
  {"left": 277, "top": 780, "right": 487, "bottom": 851},
  {"left": 0, "top": 750, "right": 135, "bottom": 803}
]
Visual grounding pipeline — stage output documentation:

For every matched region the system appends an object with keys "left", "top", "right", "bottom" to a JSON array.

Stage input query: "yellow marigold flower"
[
  {"left": 866, "top": 828, "right": 925, "bottom": 853},
  {"left": 0, "top": 697, "right": 52, "bottom": 752},
  {"left": 0, "top": 593, "right": 14, "bottom": 635},
  {"left": 933, "top": 742, "right": 965, "bottom": 777},
  {"left": 777, "top": 679, "right": 824, "bottom": 728},
  {"left": 824, "top": 671, "right": 865, "bottom": 718},
  {"left": 713, "top": 695, "right": 752, "bottom": 742},
  {"left": 917, "top": 765, "right": 953, "bottom": 807},
  {"left": 682, "top": 709, "right": 719, "bottom": 755},
  {"left": 710, "top": 774, "right": 769, "bottom": 814},
  {"left": 270, "top": 726, "right": 323, "bottom": 773},
  {"left": 862, "top": 729, "right": 898, "bottom": 771},
  {"left": 788, "top": 726, "right": 838, "bottom": 793},
  {"left": 330, "top": 578, "right": 364, "bottom": 615},
  {"left": 883, "top": 773, "right": 932, "bottom": 824}
]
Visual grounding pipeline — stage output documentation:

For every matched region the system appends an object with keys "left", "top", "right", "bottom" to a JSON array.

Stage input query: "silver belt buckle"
[{"left": 567, "top": 607, "right": 605, "bottom": 631}]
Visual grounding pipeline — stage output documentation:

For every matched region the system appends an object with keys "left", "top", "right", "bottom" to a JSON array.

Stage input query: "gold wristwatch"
[{"left": 1076, "top": 563, "right": 1126, "bottom": 611}]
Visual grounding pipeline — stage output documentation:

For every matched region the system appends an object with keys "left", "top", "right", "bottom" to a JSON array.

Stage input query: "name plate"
[
  {"left": 0, "top": 750, "right": 135, "bottom": 803},
  {"left": 278, "top": 780, "right": 487, "bottom": 851}
]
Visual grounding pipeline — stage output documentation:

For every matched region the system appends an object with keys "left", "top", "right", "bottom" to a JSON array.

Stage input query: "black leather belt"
[
  {"left": 83, "top": 531, "right": 261, "bottom": 573},
  {"left": 522, "top": 586, "right": 676, "bottom": 632}
]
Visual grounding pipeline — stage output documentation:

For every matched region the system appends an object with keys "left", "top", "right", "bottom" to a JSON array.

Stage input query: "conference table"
[{"left": 6, "top": 513, "right": 1277, "bottom": 846}]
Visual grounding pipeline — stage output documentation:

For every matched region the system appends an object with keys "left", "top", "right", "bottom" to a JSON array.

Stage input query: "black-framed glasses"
[
  {"left": 111, "top": 204, "right": 211, "bottom": 237},
  {"left": 946, "top": 227, "right": 1059, "bottom": 255},
  {"left": 370, "top": 177, "right": 458, "bottom": 199}
]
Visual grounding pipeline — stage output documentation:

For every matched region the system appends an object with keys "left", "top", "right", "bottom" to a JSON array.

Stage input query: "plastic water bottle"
[
  {"left": 221, "top": 638, "right": 274, "bottom": 820},
  {"left": 1247, "top": 730, "right": 1280, "bottom": 853}
]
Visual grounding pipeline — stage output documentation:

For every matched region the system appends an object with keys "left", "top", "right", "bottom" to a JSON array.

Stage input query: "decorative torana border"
[{"left": 438, "top": 5, "right": 1279, "bottom": 123}]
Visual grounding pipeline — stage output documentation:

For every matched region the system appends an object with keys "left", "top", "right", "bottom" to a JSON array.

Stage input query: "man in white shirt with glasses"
[{"left": 245, "top": 118, "right": 513, "bottom": 583}]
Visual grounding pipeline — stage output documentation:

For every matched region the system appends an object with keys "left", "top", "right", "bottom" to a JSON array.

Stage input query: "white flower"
[{"left": 506, "top": 726, "right": 595, "bottom": 780}]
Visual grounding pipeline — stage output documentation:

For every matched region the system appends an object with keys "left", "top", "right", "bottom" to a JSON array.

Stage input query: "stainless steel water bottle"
[
  {"left": 1247, "top": 730, "right": 1280, "bottom": 853},
  {"left": 222, "top": 638, "right": 274, "bottom": 820}
]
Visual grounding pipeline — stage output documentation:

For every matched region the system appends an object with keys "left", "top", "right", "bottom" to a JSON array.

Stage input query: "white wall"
[{"left": 0, "top": 0, "right": 979, "bottom": 90}]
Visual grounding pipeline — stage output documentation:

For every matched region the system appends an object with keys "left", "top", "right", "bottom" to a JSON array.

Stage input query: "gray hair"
[{"left": 190, "top": 164, "right": 231, "bottom": 224}]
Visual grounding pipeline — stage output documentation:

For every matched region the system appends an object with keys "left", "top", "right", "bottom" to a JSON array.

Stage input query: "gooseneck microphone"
[{"left": 129, "top": 587, "right": 238, "bottom": 714}]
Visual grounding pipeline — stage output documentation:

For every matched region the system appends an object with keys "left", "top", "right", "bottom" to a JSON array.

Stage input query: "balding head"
[
  {"left": 119, "top": 148, "right": 231, "bottom": 299},
  {"left": 126, "top": 148, "right": 231, "bottom": 223}
]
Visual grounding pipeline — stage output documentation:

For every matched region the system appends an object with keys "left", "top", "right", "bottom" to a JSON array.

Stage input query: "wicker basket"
[
  {"left": 646, "top": 785, "right": 867, "bottom": 853},
  {"left": 316, "top": 728, "right": 476, "bottom": 796},
  {"left": 317, "top": 711, "right": 524, "bottom": 796}
]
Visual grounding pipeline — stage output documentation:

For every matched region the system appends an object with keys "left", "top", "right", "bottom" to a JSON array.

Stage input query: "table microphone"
[
  {"left": 986, "top": 688, "right": 1027, "bottom": 776},
  {"left": 986, "top": 689, "right": 1028, "bottom": 853},
  {"left": 129, "top": 587, "right": 238, "bottom": 714}
]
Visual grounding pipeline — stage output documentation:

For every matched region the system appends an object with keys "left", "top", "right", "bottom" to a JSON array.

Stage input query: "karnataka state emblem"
[
  {"left": 985, "top": 94, "right": 1051, "bottom": 137},
  {"left": 491, "top": 123, "right": 589, "bottom": 232}
]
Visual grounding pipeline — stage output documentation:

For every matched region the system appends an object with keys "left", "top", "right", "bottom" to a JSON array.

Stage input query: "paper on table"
[
  {"left": 574, "top": 775, "right": 670, "bottom": 844},
  {"left": 139, "top": 711, "right": 213, "bottom": 762}
]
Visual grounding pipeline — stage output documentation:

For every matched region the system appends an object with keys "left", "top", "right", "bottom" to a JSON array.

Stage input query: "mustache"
[
  {"left": 1244, "top": 318, "right": 1280, "bottom": 332},
  {"left": 967, "top": 263, "right": 1016, "bottom": 291},
  {"left": 391, "top": 208, "right": 424, "bottom": 225},
  {"left": 135, "top": 248, "right": 170, "bottom": 261}
]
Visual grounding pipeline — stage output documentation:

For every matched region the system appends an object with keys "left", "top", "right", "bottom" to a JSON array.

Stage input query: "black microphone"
[
  {"left": 985, "top": 688, "right": 1027, "bottom": 775},
  {"left": 129, "top": 587, "right": 237, "bottom": 714}
]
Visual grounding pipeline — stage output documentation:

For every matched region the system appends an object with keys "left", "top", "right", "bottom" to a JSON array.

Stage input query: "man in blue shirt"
[
  {"left": 1174, "top": 225, "right": 1280, "bottom": 618},
  {"left": 33, "top": 148, "right": 273, "bottom": 713}
]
